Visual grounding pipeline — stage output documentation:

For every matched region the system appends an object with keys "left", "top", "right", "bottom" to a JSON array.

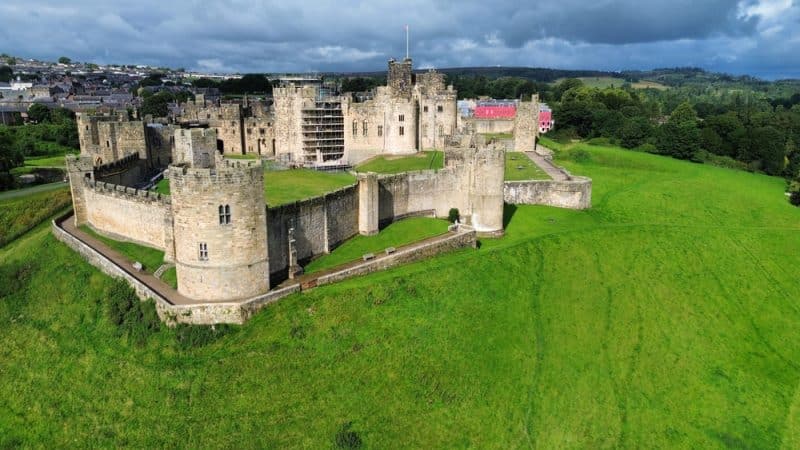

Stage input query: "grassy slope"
[
  {"left": 553, "top": 76, "right": 668, "bottom": 90},
  {"left": 305, "top": 217, "right": 450, "bottom": 273},
  {"left": 264, "top": 169, "right": 355, "bottom": 206},
  {"left": 356, "top": 151, "right": 444, "bottom": 174},
  {"left": 0, "top": 186, "right": 71, "bottom": 246},
  {"left": 505, "top": 152, "right": 550, "bottom": 181},
  {"left": 2, "top": 144, "right": 800, "bottom": 447}
]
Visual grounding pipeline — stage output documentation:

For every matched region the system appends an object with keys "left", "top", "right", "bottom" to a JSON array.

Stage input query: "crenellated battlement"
[{"left": 83, "top": 177, "right": 171, "bottom": 205}]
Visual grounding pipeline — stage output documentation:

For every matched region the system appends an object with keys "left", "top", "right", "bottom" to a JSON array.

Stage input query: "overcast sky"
[{"left": 1, "top": 0, "right": 798, "bottom": 79}]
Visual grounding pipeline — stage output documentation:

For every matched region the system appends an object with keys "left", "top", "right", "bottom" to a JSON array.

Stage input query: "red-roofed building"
[
  {"left": 539, "top": 108, "right": 554, "bottom": 133},
  {"left": 474, "top": 105, "right": 517, "bottom": 119}
]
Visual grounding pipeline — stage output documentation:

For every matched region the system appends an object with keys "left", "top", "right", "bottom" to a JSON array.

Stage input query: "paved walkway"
[
  {"left": 59, "top": 216, "right": 200, "bottom": 306},
  {"left": 0, "top": 181, "right": 68, "bottom": 201},
  {"left": 525, "top": 146, "right": 569, "bottom": 181}
]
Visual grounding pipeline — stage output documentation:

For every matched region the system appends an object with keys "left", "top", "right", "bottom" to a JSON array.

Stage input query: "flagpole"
[{"left": 406, "top": 25, "right": 409, "bottom": 59}]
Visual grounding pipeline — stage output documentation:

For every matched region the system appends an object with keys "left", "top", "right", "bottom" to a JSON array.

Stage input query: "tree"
[
  {"left": 140, "top": 92, "right": 173, "bottom": 118},
  {"left": 27, "top": 104, "right": 51, "bottom": 123},
  {"left": 620, "top": 117, "right": 653, "bottom": 149},
  {"left": 0, "top": 65, "right": 12, "bottom": 83},
  {"left": 58, "top": 56, "right": 72, "bottom": 64},
  {"left": 657, "top": 101, "right": 700, "bottom": 159},
  {"left": 752, "top": 126, "right": 786, "bottom": 176}
]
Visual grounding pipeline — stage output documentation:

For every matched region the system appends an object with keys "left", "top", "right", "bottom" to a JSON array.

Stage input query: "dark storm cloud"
[{"left": 0, "top": 0, "right": 797, "bottom": 78}]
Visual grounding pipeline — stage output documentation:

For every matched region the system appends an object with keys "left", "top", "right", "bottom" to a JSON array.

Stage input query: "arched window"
[
  {"left": 362, "top": 120, "right": 368, "bottom": 137},
  {"left": 218, "top": 204, "right": 231, "bottom": 224}
]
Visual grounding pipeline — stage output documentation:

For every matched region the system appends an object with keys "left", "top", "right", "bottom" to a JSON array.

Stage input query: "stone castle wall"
[
  {"left": 267, "top": 184, "right": 359, "bottom": 280},
  {"left": 82, "top": 178, "right": 172, "bottom": 251},
  {"left": 273, "top": 85, "right": 314, "bottom": 162},
  {"left": 503, "top": 177, "right": 592, "bottom": 210},
  {"left": 244, "top": 116, "right": 275, "bottom": 156},
  {"left": 472, "top": 118, "right": 515, "bottom": 134}
]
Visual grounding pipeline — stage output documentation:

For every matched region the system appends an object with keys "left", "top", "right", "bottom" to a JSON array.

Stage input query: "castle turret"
[
  {"left": 388, "top": 58, "right": 413, "bottom": 98},
  {"left": 170, "top": 160, "right": 269, "bottom": 301},
  {"left": 169, "top": 129, "right": 269, "bottom": 301},
  {"left": 65, "top": 155, "right": 94, "bottom": 226},
  {"left": 468, "top": 138, "right": 506, "bottom": 235},
  {"left": 514, "top": 94, "right": 540, "bottom": 152}
]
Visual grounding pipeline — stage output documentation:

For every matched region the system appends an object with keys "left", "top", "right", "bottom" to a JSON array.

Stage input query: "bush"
[
  {"left": 790, "top": 190, "right": 800, "bottom": 206},
  {"left": 635, "top": 143, "right": 658, "bottom": 154},
  {"left": 174, "top": 324, "right": 236, "bottom": 349},
  {"left": 448, "top": 208, "right": 460, "bottom": 223},
  {"left": 107, "top": 280, "right": 160, "bottom": 344},
  {"left": 586, "top": 137, "right": 613, "bottom": 146},
  {"left": 334, "top": 422, "right": 363, "bottom": 449},
  {"left": 565, "top": 148, "right": 591, "bottom": 163}
]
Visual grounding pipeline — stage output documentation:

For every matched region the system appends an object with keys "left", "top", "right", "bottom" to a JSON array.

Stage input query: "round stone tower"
[
  {"left": 468, "top": 139, "right": 506, "bottom": 235},
  {"left": 169, "top": 129, "right": 269, "bottom": 301}
]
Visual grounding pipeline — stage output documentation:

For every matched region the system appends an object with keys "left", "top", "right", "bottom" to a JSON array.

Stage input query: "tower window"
[
  {"left": 362, "top": 120, "right": 368, "bottom": 137},
  {"left": 437, "top": 105, "right": 443, "bottom": 113},
  {"left": 219, "top": 204, "right": 231, "bottom": 224},
  {"left": 423, "top": 106, "right": 428, "bottom": 113},
  {"left": 199, "top": 242, "right": 209, "bottom": 261},
  {"left": 439, "top": 125, "right": 444, "bottom": 136},
  {"left": 398, "top": 114, "right": 404, "bottom": 122},
  {"left": 352, "top": 120, "right": 358, "bottom": 137},
  {"left": 377, "top": 125, "right": 383, "bottom": 137},
  {"left": 399, "top": 126, "right": 405, "bottom": 136}
]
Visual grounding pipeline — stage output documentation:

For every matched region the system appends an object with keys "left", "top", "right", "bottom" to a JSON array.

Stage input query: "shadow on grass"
[{"left": 503, "top": 203, "right": 517, "bottom": 228}]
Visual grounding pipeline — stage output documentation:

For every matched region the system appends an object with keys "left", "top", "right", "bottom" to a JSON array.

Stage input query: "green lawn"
[
  {"left": 224, "top": 154, "right": 259, "bottom": 160},
  {"left": 78, "top": 225, "right": 165, "bottom": 274},
  {"left": 161, "top": 266, "right": 178, "bottom": 289},
  {"left": 153, "top": 178, "right": 170, "bottom": 195},
  {"left": 305, "top": 217, "right": 450, "bottom": 273},
  {"left": 505, "top": 152, "right": 550, "bottom": 180},
  {"left": 153, "top": 170, "right": 355, "bottom": 206},
  {"left": 24, "top": 155, "right": 68, "bottom": 168},
  {"left": 264, "top": 169, "right": 355, "bottom": 206},
  {"left": 355, "top": 151, "right": 444, "bottom": 174},
  {"left": 3, "top": 142, "right": 800, "bottom": 447}
]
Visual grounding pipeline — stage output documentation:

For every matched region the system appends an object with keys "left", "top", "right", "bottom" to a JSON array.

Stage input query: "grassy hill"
[
  {"left": 553, "top": 76, "right": 668, "bottom": 90},
  {"left": 2, "top": 143, "right": 800, "bottom": 447}
]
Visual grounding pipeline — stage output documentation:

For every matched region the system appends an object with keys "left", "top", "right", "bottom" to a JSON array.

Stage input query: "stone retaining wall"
[
  {"left": 503, "top": 176, "right": 592, "bottom": 209},
  {"left": 313, "top": 228, "right": 476, "bottom": 287},
  {"left": 52, "top": 213, "right": 299, "bottom": 325}
]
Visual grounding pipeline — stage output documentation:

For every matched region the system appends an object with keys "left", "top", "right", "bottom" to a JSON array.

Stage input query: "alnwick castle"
[{"left": 57, "top": 58, "right": 591, "bottom": 324}]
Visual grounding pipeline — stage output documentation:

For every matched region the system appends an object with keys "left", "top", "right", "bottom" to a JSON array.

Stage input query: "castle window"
[
  {"left": 399, "top": 126, "right": 405, "bottom": 136},
  {"left": 439, "top": 125, "right": 444, "bottom": 136},
  {"left": 377, "top": 125, "right": 383, "bottom": 137},
  {"left": 437, "top": 105, "right": 443, "bottom": 113},
  {"left": 259, "top": 128, "right": 265, "bottom": 135},
  {"left": 423, "top": 124, "right": 428, "bottom": 137},
  {"left": 199, "top": 243, "right": 209, "bottom": 261},
  {"left": 207, "top": 113, "right": 211, "bottom": 119},
  {"left": 362, "top": 120, "right": 368, "bottom": 137},
  {"left": 219, "top": 204, "right": 231, "bottom": 225},
  {"left": 106, "top": 140, "right": 110, "bottom": 148},
  {"left": 247, "top": 128, "right": 252, "bottom": 134},
  {"left": 398, "top": 114, "right": 404, "bottom": 122},
  {"left": 423, "top": 106, "right": 428, "bottom": 113},
  {"left": 352, "top": 120, "right": 358, "bottom": 137}
]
